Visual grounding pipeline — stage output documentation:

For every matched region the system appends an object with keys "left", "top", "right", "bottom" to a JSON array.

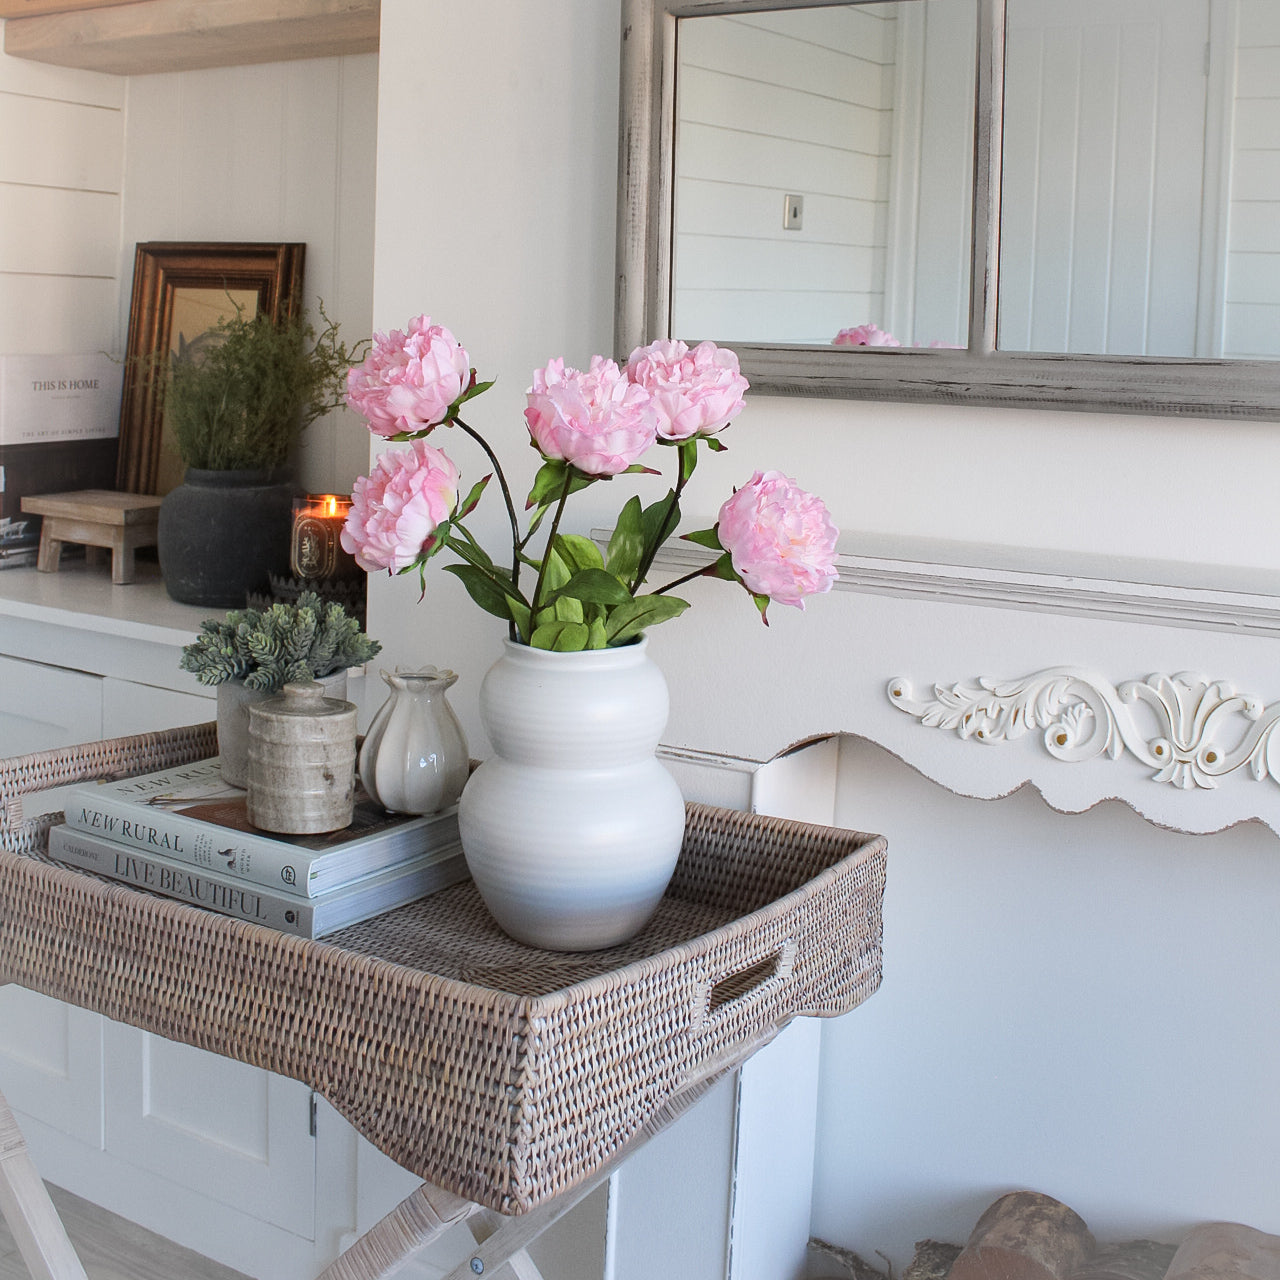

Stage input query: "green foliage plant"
[
  {"left": 180, "top": 592, "right": 381, "bottom": 691},
  {"left": 165, "top": 301, "right": 368, "bottom": 471}
]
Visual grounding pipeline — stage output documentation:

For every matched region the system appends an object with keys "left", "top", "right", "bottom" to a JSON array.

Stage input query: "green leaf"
[
  {"left": 530, "top": 620, "right": 591, "bottom": 651},
  {"left": 605, "top": 594, "right": 690, "bottom": 645},
  {"left": 640, "top": 493, "right": 681, "bottom": 555},
  {"left": 547, "top": 567, "right": 634, "bottom": 607},
  {"left": 705, "top": 436, "right": 727, "bottom": 452},
  {"left": 540, "top": 546, "right": 572, "bottom": 594},
  {"left": 682, "top": 525, "right": 723, "bottom": 551},
  {"left": 505, "top": 596, "right": 532, "bottom": 644},
  {"left": 457, "top": 377, "right": 496, "bottom": 405},
  {"left": 678, "top": 439, "right": 698, "bottom": 484},
  {"left": 709, "top": 551, "right": 738, "bottom": 581},
  {"left": 586, "top": 616, "right": 610, "bottom": 649},
  {"left": 554, "top": 533, "right": 605, "bottom": 575},
  {"left": 442, "top": 563, "right": 512, "bottom": 620},
  {"left": 525, "top": 459, "right": 568, "bottom": 511},
  {"left": 752, "top": 591, "right": 771, "bottom": 626},
  {"left": 606, "top": 496, "right": 646, "bottom": 582},
  {"left": 553, "top": 594, "right": 585, "bottom": 624},
  {"left": 456, "top": 473, "right": 491, "bottom": 520}
]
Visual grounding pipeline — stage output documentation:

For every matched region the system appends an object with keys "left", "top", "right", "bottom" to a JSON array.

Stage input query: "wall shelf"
[{"left": 2, "top": 0, "right": 379, "bottom": 75}]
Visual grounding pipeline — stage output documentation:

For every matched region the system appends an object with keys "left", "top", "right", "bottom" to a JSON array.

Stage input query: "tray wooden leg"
[
  {"left": 315, "top": 1181, "right": 480, "bottom": 1280},
  {"left": 0, "top": 1087, "right": 89, "bottom": 1280}
]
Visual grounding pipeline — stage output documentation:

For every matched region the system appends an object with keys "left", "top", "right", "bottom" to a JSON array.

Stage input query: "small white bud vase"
[
  {"left": 458, "top": 639, "right": 686, "bottom": 952},
  {"left": 359, "top": 667, "right": 470, "bottom": 815}
]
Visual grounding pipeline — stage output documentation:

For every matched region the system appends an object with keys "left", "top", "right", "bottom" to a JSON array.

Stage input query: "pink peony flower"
[
  {"left": 625, "top": 338, "right": 749, "bottom": 441},
  {"left": 340, "top": 439, "right": 461, "bottom": 573},
  {"left": 346, "top": 315, "right": 471, "bottom": 438},
  {"left": 717, "top": 470, "right": 838, "bottom": 608},
  {"left": 524, "top": 355, "right": 658, "bottom": 476},
  {"left": 833, "top": 324, "right": 900, "bottom": 347}
]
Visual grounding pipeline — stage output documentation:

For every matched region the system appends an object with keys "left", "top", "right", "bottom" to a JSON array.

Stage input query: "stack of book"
[{"left": 48, "top": 756, "right": 469, "bottom": 939}]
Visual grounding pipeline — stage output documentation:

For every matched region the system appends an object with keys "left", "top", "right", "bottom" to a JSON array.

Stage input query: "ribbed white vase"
[{"left": 458, "top": 639, "right": 686, "bottom": 952}]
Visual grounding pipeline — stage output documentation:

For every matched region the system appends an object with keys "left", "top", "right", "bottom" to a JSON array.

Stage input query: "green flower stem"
[
  {"left": 652, "top": 563, "right": 715, "bottom": 596},
  {"left": 529, "top": 475, "right": 574, "bottom": 617},
  {"left": 454, "top": 414, "right": 522, "bottom": 638},
  {"left": 630, "top": 441, "right": 695, "bottom": 593}
]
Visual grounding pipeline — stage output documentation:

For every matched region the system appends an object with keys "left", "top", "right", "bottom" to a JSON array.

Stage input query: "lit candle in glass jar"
[{"left": 290, "top": 494, "right": 358, "bottom": 581}]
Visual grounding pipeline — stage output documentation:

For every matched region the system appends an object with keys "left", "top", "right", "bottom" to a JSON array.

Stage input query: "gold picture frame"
[{"left": 116, "top": 242, "right": 306, "bottom": 495}]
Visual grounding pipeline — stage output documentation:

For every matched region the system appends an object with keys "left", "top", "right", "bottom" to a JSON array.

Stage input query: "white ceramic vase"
[
  {"left": 358, "top": 667, "right": 470, "bottom": 815},
  {"left": 458, "top": 639, "right": 686, "bottom": 952},
  {"left": 217, "top": 669, "right": 347, "bottom": 789}
]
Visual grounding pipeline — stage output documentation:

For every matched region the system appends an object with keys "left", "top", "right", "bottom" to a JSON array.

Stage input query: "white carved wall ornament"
[{"left": 887, "top": 668, "right": 1280, "bottom": 791}]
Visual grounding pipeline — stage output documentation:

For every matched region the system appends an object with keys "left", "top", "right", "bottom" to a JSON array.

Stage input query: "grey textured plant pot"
[
  {"left": 217, "top": 670, "right": 348, "bottom": 790},
  {"left": 158, "top": 467, "right": 297, "bottom": 607}
]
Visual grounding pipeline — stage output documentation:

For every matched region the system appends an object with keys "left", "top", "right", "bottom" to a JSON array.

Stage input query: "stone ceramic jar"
[
  {"left": 217, "top": 669, "right": 348, "bottom": 790},
  {"left": 246, "top": 681, "right": 358, "bottom": 834}
]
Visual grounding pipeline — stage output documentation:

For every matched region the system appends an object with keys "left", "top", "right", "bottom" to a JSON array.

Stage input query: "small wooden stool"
[{"left": 20, "top": 490, "right": 162, "bottom": 586}]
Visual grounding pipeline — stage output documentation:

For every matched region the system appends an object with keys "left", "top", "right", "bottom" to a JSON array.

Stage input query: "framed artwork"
[{"left": 116, "top": 242, "right": 306, "bottom": 495}]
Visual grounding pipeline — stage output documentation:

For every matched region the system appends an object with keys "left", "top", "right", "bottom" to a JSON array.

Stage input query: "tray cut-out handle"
[{"left": 693, "top": 938, "right": 796, "bottom": 1031}]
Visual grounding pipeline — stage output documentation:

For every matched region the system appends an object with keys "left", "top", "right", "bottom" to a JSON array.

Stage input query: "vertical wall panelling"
[
  {"left": 0, "top": 48, "right": 124, "bottom": 354},
  {"left": 999, "top": 0, "right": 1211, "bottom": 357},
  {"left": 883, "top": 0, "right": 976, "bottom": 348}
]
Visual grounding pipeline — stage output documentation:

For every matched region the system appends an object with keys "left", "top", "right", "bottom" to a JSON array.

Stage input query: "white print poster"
[{"left": 0, "top": 353, "right": 122, "bottom": 445}]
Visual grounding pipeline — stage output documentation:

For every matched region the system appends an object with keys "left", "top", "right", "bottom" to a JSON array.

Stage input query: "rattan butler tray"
[{"left": 0, "top": 723, "right": 886, "bottom": 1280}]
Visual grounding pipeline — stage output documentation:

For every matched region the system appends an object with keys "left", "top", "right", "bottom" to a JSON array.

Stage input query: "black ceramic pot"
[{"left": 158, "top": 468, "right": 297, "bottom": 607}]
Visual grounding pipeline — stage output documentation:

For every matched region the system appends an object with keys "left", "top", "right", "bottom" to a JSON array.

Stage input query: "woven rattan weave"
[{"left": 0, "top": 724, "right": 886, "bottom": 1217}]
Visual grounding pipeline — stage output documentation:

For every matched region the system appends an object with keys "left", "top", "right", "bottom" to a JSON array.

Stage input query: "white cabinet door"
[
  {"left": 102, "top": 1020, "right": 317, "bottom": 1239},
  {"left": 0, "top": 988, "right": 103, "bottom": 1146},
  {"left": 101, "top": 676, "right": 214, "bottom": 738},
  {"left": 0, "top": 653, "right": 101, "bottom": 754}
]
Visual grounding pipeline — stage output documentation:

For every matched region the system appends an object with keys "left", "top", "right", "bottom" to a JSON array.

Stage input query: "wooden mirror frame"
[
  {"left": 615, "top": 0, "right": 1280, "bottom": 420},
  {"left": 116, "top": 241, "right": 305, "bottom": 494}
]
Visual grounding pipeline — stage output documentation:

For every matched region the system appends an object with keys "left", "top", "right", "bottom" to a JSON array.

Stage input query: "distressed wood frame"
[
  {"left": 115, "top": 241, "right": 305, "bottom": 495},
  {"left": 615, "top": 0, "right": 1280, "bottom": 420}
]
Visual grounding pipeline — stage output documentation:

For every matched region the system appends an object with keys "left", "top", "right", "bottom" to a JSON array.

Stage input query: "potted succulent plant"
[
  {"left": 180, "top": 591, "right": 381, "bottom": 787},
  {"left": 156, "top": 303, "right": 367, "bottom": 607}
]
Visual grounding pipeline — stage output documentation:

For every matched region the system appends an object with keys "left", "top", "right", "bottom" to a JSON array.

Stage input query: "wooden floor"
[{"left": 0, "top": 1183, "right": 252, "bottom": 1280}]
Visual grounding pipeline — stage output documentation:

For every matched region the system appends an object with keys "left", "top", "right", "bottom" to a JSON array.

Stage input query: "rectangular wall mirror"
[{"left": 616, "top": 0, "right": 1280, "bottom": 419}]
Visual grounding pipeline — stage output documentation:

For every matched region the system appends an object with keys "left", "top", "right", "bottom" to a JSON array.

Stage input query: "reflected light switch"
[{"left": 783, "top": 194, "right": 804, "bottom": 230}]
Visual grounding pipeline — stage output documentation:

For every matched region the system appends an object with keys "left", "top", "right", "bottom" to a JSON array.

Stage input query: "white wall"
[
  {"left": 365, "top": 0, "right": 1280, "bottom": 1268},
  {"left": 818, "top": 734, "right": 1280, "bottom": 1264}
]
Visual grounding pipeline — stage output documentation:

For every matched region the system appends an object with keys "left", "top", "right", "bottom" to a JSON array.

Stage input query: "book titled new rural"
[
  {"left": 47, "top": 824, "right": 468, "bottom": 939},
  {"left": 62, "top": 757, "right": 461, "bottom": 896}
]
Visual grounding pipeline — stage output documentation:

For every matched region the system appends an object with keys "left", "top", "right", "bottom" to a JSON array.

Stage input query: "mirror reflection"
[
  {"left": 670, "top": 0, "right": 1280, "bottom": 360},
  {"left": 672, "top": 0, "right": 975, "bottom": 348}
]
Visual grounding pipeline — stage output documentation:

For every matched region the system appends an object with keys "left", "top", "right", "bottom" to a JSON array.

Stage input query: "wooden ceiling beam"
[{"left": 2, "top": 0, "right": 380, "bottom": 75}]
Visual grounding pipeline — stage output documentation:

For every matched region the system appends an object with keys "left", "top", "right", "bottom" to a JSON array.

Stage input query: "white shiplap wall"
[
  {"left": 672, "top": 5, "right": 897, "bottom": 345},
  {"left": 0, "top": 50, "right": 125, "bottom": 356},
  {"left": 0, "top": 43, "right": 378, "bottom": 495},
  {"left": 120, "top": 56, "right": 378, "bottom": 494},
  {"left": 1225, "top": 0, "right": 1280, "bottom": 358}
]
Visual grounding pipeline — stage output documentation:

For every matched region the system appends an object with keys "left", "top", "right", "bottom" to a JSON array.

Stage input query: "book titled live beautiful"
[
  {"left": 62, "top": 757, "right": 461, "bottom": 897},
  {"left": 47, "top": 824, "right": 468, "bottom": 939}
]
